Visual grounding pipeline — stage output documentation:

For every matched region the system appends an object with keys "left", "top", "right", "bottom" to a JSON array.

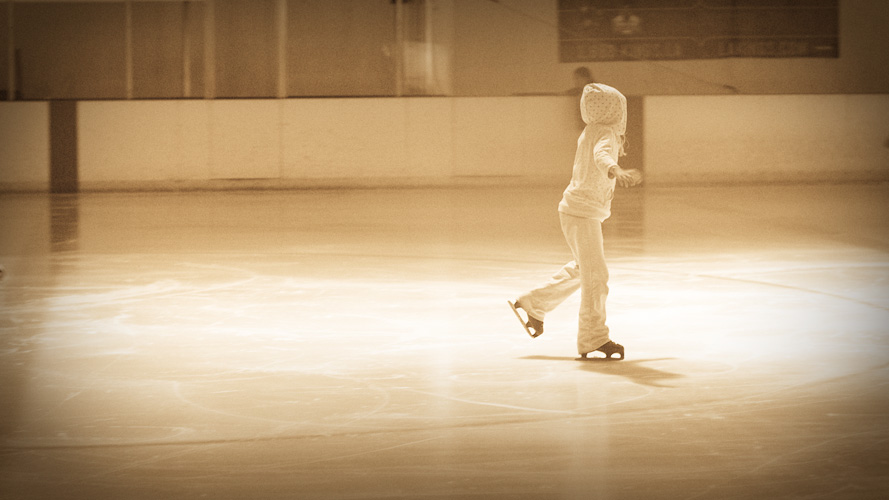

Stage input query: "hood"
[{"left": 580, "top": 83, "right": 627, "bottom": 136}]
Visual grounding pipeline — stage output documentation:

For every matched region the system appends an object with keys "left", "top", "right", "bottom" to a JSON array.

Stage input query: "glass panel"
[
  {"left": 15, "top": 2, "right": 127, "bottom": 100},
  {"left": 287, "top": 0, "right": 396, "bottom": 97},
  {"left": 401, "top": 0, "right": 433, "bottom": 95},
  {"left": 132, "top": 1, "right": 204, "bottom": 99},
  {"left": 0, "top": 2, "right": 9, "bottom": 99},
  {"left": 214, "top": 0, "right": 277, "bottom": 98}
]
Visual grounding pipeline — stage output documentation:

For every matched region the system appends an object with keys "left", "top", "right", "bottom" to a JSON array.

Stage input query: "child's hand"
[{"left": 612, "top": 167, "right": 643, "bottom": 187}]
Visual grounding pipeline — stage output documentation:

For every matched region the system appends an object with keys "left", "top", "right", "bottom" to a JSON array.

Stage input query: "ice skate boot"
[
  {"left": 507, "top": 300, "right": 544, "bottom": 338},
  {"left": 579, "top": 341, "right": 624, "bottom": 360}
]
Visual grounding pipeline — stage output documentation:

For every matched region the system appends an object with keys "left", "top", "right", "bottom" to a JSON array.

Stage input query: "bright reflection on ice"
[{"left": 0, "top": 185, "right": 887, "bottom": 499}]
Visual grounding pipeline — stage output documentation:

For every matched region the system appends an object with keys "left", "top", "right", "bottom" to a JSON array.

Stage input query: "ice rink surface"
[{"left": 1, "top": 184, "right": 888, "bottom": 499}]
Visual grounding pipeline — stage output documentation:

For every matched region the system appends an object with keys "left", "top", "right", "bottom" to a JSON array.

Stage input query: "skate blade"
[
  {"left": 507, "top": 300, "right": 541, "bottom": 338},
  {"left": 576, "top": 356, "right": 624, "bottom": 362},
  {"left": 576, "top": 352, "right": 625, "bottom": 361}
]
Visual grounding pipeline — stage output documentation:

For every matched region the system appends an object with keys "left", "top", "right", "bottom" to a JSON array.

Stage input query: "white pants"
[{"left": 518, "top": 213, "right": 610, "bottom": 354}]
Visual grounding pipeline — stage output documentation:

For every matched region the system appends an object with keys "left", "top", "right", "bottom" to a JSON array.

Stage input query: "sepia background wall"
[{"left": 1, "top": 0, "right": 887, "bottom": 191}]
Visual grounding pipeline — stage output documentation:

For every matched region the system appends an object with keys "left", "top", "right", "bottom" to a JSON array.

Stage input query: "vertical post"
[
  {"left": 125, "top": 0, "right": 133, "bottom": 99},
  {"left": 50, "top": 101, "right": 79, "bottom": 194},
  {"left": 624, "top": 96, "right": 644, "bottom": 174},
  {"left": 276, "top": 0, "right": 286, "bottom": 99},
  {"left": 182, "top": 1, "right": 191, "bottom": 98},
  {"left": 7, "top": 1, "right": 14, "bottom": 101},
  {"left": 424, "top": 0, "right": 434, "bottom": 94},
  {"left": 394, "top": 0, "right": 404, "bottom": 97},
  {"left": 203, "top": 0, "right": 215, "bottom": 99}
]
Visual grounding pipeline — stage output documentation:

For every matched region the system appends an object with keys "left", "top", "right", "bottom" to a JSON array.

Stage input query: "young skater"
[{"left": 509, "top": 83, "right": 642, "bottom": 360}]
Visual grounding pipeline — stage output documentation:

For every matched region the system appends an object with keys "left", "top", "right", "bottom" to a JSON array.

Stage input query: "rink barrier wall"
[
  {"left": 643, "top": 94, "right": 889, "bottom": 185},
  {"left": 74, "top": 97, "right": 581, "bottom": 191},
  {"left": 1, "top": 95, "right": 887, "bottom": 192},
  {"left": 0, "top": 101, "right": 51, "bottom": 192}
]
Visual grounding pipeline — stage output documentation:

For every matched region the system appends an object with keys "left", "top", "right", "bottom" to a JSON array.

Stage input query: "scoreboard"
[{"left": 558, "top": 0, "right": 839, "bottom": 62}]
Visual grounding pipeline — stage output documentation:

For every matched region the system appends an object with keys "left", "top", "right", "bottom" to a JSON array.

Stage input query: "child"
[{"left": 509, "top": 83, "right": 642, "bottom": 360}]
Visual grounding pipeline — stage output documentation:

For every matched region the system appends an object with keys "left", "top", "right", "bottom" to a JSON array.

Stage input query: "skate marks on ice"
[
  {"left": 521, "top": 355, "right": 684, "bottom": 388},
  {"left": 2, "top": 186, "right": 888, "bottom": 499}
]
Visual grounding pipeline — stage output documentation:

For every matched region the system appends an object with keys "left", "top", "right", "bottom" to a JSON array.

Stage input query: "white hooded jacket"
[{"left": 558, "top": 83, "right": 627, "bottom": 221}]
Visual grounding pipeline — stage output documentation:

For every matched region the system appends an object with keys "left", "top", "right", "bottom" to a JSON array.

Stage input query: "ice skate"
[
  {"left": 578, "top": 340, "right": 624, "bottom": 360},
  {"left": 507, "top": 300, "right": 544, "bottom": 338}
]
